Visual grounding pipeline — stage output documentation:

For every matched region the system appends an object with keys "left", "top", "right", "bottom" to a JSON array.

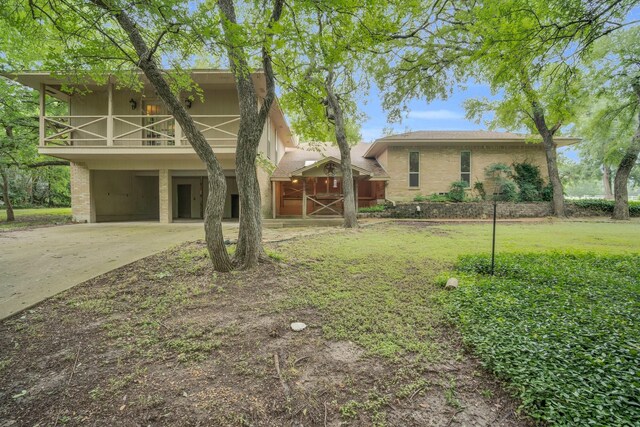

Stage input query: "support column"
[
  {"left": 302, "top": 178, "right": 307, "bottom": 218},
  {"left": 70, "top": 162, "right": 95, "bottom": 223},
  {"left": 354, "top": 177, "right": 360, "bottom": 211},
  {"left": 106, "top": 79, "right": 113, "bottom": 146},
  {"left": 174, "top": 123, "right": 182, "bottom": 146},
  {"left": 159, "top": 169, "right": 173, "bottom": 223},
  {"left": 39, "top": 84, "right": 45, "bottom": 147},
  {"left": 272, "top": 181, "right": 277, "bottom": 219}
]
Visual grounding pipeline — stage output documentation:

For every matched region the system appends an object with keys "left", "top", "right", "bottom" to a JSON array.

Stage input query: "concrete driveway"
[{"left": 0, "top": 222, "right": 232, "bottom": 320}]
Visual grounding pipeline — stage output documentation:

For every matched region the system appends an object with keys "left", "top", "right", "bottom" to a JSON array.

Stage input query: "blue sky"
[
  {"left": 359, "top": 82, "right": 490, "bottom": 142},
  {"left": 357, "top": 79, "right": 582, "bottom": 160}
]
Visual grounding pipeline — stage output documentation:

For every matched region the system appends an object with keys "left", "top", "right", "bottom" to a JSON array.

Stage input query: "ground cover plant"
[
  {"left": 0, "top": 207, "right": 72, "bottom": 231},
  {"left": 1, "top": 220, "right": 639, "bottom": 425},
  {"left": 568, "top": 199, "right": 640, "bottom": 217},
  {"left": 446, "top": 252, "right": 640, "bottom": 426}
]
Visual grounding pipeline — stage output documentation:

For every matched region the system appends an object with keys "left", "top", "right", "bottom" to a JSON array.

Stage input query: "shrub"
[
  {"left": 358, "top": 204, "right": 386, "bottom": 213},
  {"left": 447, "top": 181, "right": 468, "bottom": 202},
  {"left": 473, "top": 181, "right": 486, "bottom": 200},
  {"left": 446, "top": 252, "right": 640, "bottom": 425},
  {"left": 413, "top": 194, "right": 427, "bottom": 202},
  {"left": 427, "top": 194, "right": 449, "bottom": 202},
  {"left": 485, "top": 163, "right": 518, "bottom": 201},
  {"left": 541, "top": 183, "right": 554, "bottom": 201},
  {"left": 500, "top": 181, "right": 518, "bottom": 202},
  {"left": 513, "top": 162, "right": 544, "bottom": 201},
  {"left": 569, "top": 199, "right": 640, "bottom": 216}
]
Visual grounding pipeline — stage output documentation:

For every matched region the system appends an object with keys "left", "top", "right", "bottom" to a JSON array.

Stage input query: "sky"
[
  {"left": 359, "top": 81, "right": 490, "bottom": 143},
  {"left": 357, "top": 79, "right": 580, "bottom": 161}
]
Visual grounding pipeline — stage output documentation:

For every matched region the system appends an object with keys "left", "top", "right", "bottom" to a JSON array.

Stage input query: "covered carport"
[{"left": 92, "top": 170, "right": 159, "bottom": 222}]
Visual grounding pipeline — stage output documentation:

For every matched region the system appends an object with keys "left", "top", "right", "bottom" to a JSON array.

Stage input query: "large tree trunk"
[
  {"left": 521, "top": 74, "right": 565, "bottom": 216},
  {"left": 325, "top": 76, "right": 358, "bottom": 228},
  {"left": 217, "top": 0, "right": 284, "bottom": 269},
  {"left": 541, "top": 133, "right": 566, "bottom": 216},
  {"left": 603, "top": 166, "right": 613, "bottom": 200},
  {"left": 612, "top": 146, "right": 639, "bottom": 220},
  {"left": 614, "top": 83, "right": 640, "bottom": 220},
  {"left": 1, "top": 168, "right": 15, "bottom": 222},
  {"left": 528, "top": 102, "right": 565, "bottom": 217},
  {"left": 93, "top": 0, "right": 233, "bottom": 271}
]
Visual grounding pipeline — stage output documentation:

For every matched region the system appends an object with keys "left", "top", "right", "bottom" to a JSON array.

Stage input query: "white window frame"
[
  {"left": 460, "top": 150, "right": 471, "bottom": 186},
  {"left": 266, "top": 120, "right": 272, "bottom": 160},
  {"left": 408, "top": 151, "right": 420, "bottom": 188}
]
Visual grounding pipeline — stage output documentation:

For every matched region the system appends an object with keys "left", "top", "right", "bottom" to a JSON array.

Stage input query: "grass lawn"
[
  {"left": 0, "top": 207, "right": 72, "bottom": 231},
  {"left": 0, "top": 220, "right": 638, "bottom": 426}
]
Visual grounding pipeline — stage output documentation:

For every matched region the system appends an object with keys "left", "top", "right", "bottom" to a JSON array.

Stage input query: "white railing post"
[
  {"left": 106, "top": 80, "right": 113, "bottom": 146},
  {"left": 39, "top": 84, "right": 45, "bottom": 146},
  {"left": 174, "top": 121, "right": 182, "bottom": 146}
]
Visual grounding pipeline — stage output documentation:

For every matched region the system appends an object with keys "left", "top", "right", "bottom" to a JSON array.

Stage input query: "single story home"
[{"left": 7, "top": 70, "right": 578, "bottom": 221}]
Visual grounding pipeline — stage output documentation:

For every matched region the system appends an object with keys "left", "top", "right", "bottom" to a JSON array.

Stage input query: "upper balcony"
[
  {"left": 5, "top": 70, "right": 297, "bottom": 160},
  {"left": 42, "top": 114, "right": 240, "bottom": 149}
]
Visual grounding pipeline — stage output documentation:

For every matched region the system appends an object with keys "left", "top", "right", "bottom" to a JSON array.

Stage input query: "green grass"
[
  {"left": 0, "top": 207, "right": 72, "bottom": 230},
  {"left": 446, "top": 253, "right": 640, "bottom": 426},
  {"left": 280, "top": 221, "right": 640, "bottom": 359},
  {"left": 277, "top": 220, "right": 640, "bottom": 423}
]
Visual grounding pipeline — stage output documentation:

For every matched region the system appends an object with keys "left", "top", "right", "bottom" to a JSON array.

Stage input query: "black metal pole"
[{"left": 491, "top": 197, "right": 497, "bottom": 276}]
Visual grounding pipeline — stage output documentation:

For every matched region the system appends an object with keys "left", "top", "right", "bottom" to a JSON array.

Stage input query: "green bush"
[
  {"left": 499, "top": 180, "right": 519, "bottom": 202},
  {"left": 427, "top": 194, "right": 450, "bottom": 202},
  {"left": 358, "top": 204, "right": 386, "bottom": 213},
  {"left": 447, "top": 181, "right": 468, "bottom": 202},
  {"left": 413, "top": 194, "right": 427, "bottom": 202},
  {"left": 513, "top": 162, "right": 544, "bottom": 201},
  {"left": 569, "top": 199, "right": 640, "bottom": 217},
  {"left": 473, "top": 181, "right": 486, "bottom": 200},
  {"left": 541, "top": 183, "right": 554, "bottom": 202},
  {"left": 445, "top": 253, "right": 640, "bottom": 425}
]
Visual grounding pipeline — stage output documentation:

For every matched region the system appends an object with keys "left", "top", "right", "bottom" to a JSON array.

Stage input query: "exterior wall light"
[
  {"left": 185, "top": 98, "right": 192, "bottom": 109},
  {"left": 129, "top": 98, "right": 137, "bottom": 110}
]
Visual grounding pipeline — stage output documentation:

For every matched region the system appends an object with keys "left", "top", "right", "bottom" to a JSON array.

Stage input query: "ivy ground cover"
[{"left": 447, "top": 253, "right": 640, "bottom": 426}]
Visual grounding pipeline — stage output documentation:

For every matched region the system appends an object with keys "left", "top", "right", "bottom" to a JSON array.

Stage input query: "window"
[
  {"left": 266, "top": 120, "right": 272, "bottom": 160},
  {"left": 460, "top": 151, "right": 471, "bottom": 186},
  {"left": 409, "top": 151, "right": 420, "bottom": 188}
]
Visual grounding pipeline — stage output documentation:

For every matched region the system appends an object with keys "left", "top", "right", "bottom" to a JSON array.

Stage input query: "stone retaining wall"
[{"left": 360, "top": 201, "right": 554, "bottom": 219}]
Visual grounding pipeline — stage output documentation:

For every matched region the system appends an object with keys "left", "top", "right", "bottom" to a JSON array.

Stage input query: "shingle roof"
[
  {"left": 271, "top": 142, "right": 388, "bottom": 180},
  {"left": 375, "top": 130, "right": 530, "bottom": 141},
  {"left": 365, "top": 130, "right": 580, "bottom": 158}
]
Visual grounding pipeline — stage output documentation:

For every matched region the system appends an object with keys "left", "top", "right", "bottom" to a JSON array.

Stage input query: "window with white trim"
[
  {"left": 460, "top": 151, "right": 471, "bottom": 186},
  {"left": 266, "top": 120, "right": 272, "bottom": 160},
  {"left": 409, "top": 151, "right": 420, "bottom": 188}
]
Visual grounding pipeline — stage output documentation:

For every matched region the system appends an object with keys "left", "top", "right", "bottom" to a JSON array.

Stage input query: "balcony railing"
[{"left": 42, "top": 115, "right": 240, "bottom": 147}]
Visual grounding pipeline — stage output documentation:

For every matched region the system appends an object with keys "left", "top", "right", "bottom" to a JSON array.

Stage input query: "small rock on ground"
[{"left": 290, "top": 322, "right": 307, "bottom": 332}]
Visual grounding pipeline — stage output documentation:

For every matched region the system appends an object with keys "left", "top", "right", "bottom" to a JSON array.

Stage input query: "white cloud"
[{"left": 407, "top": 109, "right": 463, "bottom": 120}]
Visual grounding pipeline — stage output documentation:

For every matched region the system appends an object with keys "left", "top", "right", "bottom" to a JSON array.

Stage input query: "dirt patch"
[{"left": 0, "top": 238, "right": 534, "bottom": 426}]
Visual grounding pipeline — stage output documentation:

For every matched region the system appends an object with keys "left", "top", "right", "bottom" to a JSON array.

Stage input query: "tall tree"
[
  {"left": 278, "top": 0, "right": 423, "bottom": 228},
  {"left": 215, "top": 0, "right": 285, "bottom": 267},
  {"left": 2, "top": 0, "right": 234, "bottom": 270},
  {"left": 0, "top": 78, "right": 39, "bottom": 221},
  {"left": 375, "top": 0, "right": 638, "bottom": 217},
  {"left": 576, "top": 26, "right": 640, "bottom": 220},
  {"left": 277, "top": 2, "right": 370, "bottom": 228}
]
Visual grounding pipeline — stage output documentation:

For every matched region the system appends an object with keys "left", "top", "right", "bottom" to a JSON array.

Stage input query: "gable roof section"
[
  {"left": 364, "top": 130, "right": 580, "bottom": 158},
  {"left": 272, "top": 142, "right": 389, "bottom": 181}
]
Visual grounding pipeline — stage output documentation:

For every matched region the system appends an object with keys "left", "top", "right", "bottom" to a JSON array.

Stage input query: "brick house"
[{"left": 9, "top": 71, "right": 578, "bottom": 221}]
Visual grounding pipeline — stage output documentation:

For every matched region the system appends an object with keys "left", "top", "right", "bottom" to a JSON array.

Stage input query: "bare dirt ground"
[{"left": 0, "top": 232, "right": 535, "bottom": 426}]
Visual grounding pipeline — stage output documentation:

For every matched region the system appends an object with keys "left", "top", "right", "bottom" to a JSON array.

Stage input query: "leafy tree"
[
  {"left": 576, "top": 26, "right": 640, "bottom": 219},
  {"left": 2, "top": 0, "right": 288, "bottom": 269},
  {"left": 0, "top": 77, "right": 70, "bottom": 220},
  {"left": 215, "top": 0, "right": 285, "bottom": 267},
  {"left": 375, "top": 0, "right": 638, "bottom": 217}
]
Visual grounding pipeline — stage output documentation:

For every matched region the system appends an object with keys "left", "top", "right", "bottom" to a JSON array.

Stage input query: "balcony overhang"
[{"left": 39, "top": 146, "right": 237, "bottom": 161}]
